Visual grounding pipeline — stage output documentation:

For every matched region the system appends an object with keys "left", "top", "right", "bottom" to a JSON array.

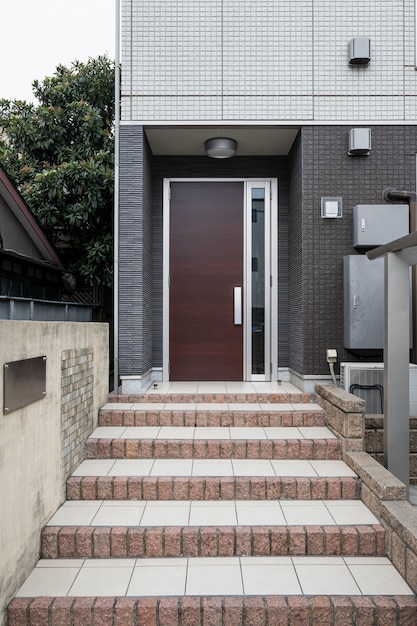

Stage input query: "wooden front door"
[{"left": 169, "top": 181, "right": 244, "bottom": 380}]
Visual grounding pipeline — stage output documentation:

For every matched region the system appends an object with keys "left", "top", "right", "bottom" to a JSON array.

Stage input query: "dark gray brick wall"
[
  {"left": 292, "top": 125, "right": 417, "bottom": 376},
  {"left": 288, "top": 132, "right": 304, "bottom": 375},
  {"left": 119, "top": 125, "right": 153, "bottom": 376}
]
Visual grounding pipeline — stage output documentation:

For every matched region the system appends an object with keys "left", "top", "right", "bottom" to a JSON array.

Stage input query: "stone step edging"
[
  {"left": 40, "top": 524, "right": 385, "bottom": 559},
  {"left": 66, "top": 475, "right": 360, "bottom": 502},
  {"left": 85, "top": 438, "right": 341, "bottom": 461},
  {"left": 98, "top": 409, "right": 326, "bottom": 428},
  {"left": 108, "top": 392, "right": 314, "bottom": 404},
  {"left": 8, "top": 595, "right": 417, "bottom": 626}
]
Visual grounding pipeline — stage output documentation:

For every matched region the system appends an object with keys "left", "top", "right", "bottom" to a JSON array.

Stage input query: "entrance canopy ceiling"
[{"left": 144, "top": 126, "right": 299, "bottom": 157}]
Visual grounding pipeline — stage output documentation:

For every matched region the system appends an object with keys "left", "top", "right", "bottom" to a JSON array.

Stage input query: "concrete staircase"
[{"left": 7, "top": 385, "right": 417, "bottom": 625}]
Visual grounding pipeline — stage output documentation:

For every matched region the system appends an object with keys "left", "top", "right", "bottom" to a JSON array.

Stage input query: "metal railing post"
[
  {"left": 384, "top": 251, "right": 410, "bottom": 492},
  {"left": 383, "top": 188, "right": 417, "bottom": 362},
  {"left": 410, "top": 197, "right": 417, "bottom": 364}
]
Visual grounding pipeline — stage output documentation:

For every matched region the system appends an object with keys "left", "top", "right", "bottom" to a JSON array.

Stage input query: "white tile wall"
[
  {"left": 222, "top": 0, "right": 313, "bottom": 96},
  {"left": 222, "top": 97, "right": 313, "bottom": 121},
  {"left": 405, "top": 66, "right": 417, "bottom": 97},
  {"left": 127, "top": 0, "right": 222, "bottom": 97},
  {"left": 121, "top": 98, "right": 131, "bottom": 121},
  {"left": 314, "top": 1, "right": 404, "bottom": 97},
  {"left": 405, "top": 95, "right": 417, "bottom": 118},
  {"left": 314, "top": 96, "right": 405, "bottom": 121},
  {"left": 121, "top": 0, "right": 417, "bottom": 122},
  {"left": 404, "top": 0, "right": 416, "bottom": 67},
  {"left": 130, "top": 97, "right": 223, "bottom": 120}
]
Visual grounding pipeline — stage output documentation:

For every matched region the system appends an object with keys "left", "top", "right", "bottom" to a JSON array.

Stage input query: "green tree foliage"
[{"left": 0, "top": 56, "right": 115, "bottom": 286}]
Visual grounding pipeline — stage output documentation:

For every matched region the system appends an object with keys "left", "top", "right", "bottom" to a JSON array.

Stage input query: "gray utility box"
[
  {"left": 344, "top": 255, "right": 412, "bottom": 349},
  {"left": 344, "top": 255, "right": 384, "bottom": 349},
  {"left": 353, "top": 204, "right": 408, "bottom": 249}
]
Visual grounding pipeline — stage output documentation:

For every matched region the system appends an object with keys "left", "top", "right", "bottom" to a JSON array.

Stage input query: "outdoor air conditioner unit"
[{"left": 340, "top": 362, "right": 417, "bottom": 415}]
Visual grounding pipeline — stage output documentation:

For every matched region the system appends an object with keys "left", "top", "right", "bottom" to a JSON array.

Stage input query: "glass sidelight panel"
[
  {"left": 244, "top": 180, "right": 273, "bottom": 382},
  {"left": 251, "top": 188, "right": 266, "bottom": 374}
]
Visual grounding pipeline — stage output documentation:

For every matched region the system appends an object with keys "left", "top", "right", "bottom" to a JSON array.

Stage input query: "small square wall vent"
[
  {"left": 348, "top": 128, "right": 371, "bottom": 155},
  {"left": 321, "top": 197, "right": 343, "bottom": 218},
  {"left": 349, "top": 38, "right": 371, "bottom": 65}
]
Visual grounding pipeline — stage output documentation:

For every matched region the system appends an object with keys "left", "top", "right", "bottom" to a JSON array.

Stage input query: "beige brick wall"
[{"left": 61, "top": 348, "right": 95, "bottom": 482}]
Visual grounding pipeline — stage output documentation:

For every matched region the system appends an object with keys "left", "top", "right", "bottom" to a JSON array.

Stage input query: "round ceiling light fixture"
[{"left": 205, "top": 137, "right": 237, "bottom": 159}]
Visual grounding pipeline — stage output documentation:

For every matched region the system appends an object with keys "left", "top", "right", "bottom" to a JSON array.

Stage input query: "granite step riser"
[
  {"left": 108, "top": 392, "right": 314, "bottom": 404},
  {"left": 85, "top": 438, "right": 341, "bottom": 461},
  {"left": 40, "top": 524, "right": 385, "bottom": 560},
  {"left": 98, "top": 410, "right": 326, "bottom": 428},
  {"left": 66, "top": 476, "right": 360, "bottom": 502},
  {"left": 8, "top": 595, "right": 417, "bottom": 626}
]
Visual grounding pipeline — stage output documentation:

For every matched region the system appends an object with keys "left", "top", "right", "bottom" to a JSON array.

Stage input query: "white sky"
[{"left": 0, "top": 0, "right": 116, "bottom": 103}]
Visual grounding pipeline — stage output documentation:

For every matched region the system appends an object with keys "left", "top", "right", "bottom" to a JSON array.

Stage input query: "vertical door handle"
[{"left": 234, "top": 287, "right": 242, "bottom": 325}]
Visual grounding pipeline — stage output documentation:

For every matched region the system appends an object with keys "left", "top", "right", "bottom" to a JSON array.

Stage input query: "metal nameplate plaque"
[{"left": 4, "top": 356, "right": 47, "bottom": 414}]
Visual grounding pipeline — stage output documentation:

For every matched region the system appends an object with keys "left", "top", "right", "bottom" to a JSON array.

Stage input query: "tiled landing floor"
[
  {"left": 17, "top": 556, "right": 413, "bottom": 598},
  {"left": 142, "top": 381, "right": 301, "bottom": 395},
  {"left": 47, "top": 499, "right": 378, "bottom": 527}
]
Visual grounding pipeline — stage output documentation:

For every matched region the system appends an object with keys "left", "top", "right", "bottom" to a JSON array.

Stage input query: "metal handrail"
[
  {"left": 365, "top": 230, "right": 417, "bottom": 494},
  {"left": 367, "top": 230, "right": 417, "bottom": 260}
]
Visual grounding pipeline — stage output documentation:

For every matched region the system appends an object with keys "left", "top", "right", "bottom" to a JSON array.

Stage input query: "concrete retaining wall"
[{"left": 0, "top": 321, "right": 109, "bottom": 626}]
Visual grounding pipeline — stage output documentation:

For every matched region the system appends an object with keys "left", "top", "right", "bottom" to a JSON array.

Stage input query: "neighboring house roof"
[{"left": 0, "top": 165, "right": 63, "bottom": 268}]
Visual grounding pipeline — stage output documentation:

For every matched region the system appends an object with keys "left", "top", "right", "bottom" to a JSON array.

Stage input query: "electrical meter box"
[
  {"left": 344, "top": 255, "right": 384, "bottom": 349},
  {"left": 344, "top": 255, "right": 412, "bottom": 350},
  {"left": 353, "top": 204, "right": 408, "bottom": 249}
]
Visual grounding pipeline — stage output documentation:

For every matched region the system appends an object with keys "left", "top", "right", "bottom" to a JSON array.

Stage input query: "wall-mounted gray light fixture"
[
  {"left": 321, "top": 197, "right": 343, "bottom": 218},
  {"left": 205, "top": 137, "right": 237, "bottom": 159},
  {"left": 348, "top": 128, "right": 371, "bottom": 155},
  {"left": 348, "top": 37, "right": 371, "bottom": 65}
]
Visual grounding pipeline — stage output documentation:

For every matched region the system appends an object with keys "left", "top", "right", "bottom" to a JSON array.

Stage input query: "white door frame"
[{"left": 163, "top": 178, "right": 278, "bottom": 381}]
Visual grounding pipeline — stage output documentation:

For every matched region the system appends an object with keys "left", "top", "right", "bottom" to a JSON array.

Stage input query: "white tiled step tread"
[
  {"left": 91, "top": 426, "right": 336, "bottom": 440},
  {"left": 101, "top": 402, "right": 323, "bottom": 412},
  {"left": 17, "top": 556, "right": 413, "bottom": 598},
  {"left": 47, "top": 499, "right": 378, "bottom": 527},
  {"left": 73, "top": 459, "right": 355, "bottom": 477},
  {"left": 145, "top": 381, "right": 301, "bottom": 394}
]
